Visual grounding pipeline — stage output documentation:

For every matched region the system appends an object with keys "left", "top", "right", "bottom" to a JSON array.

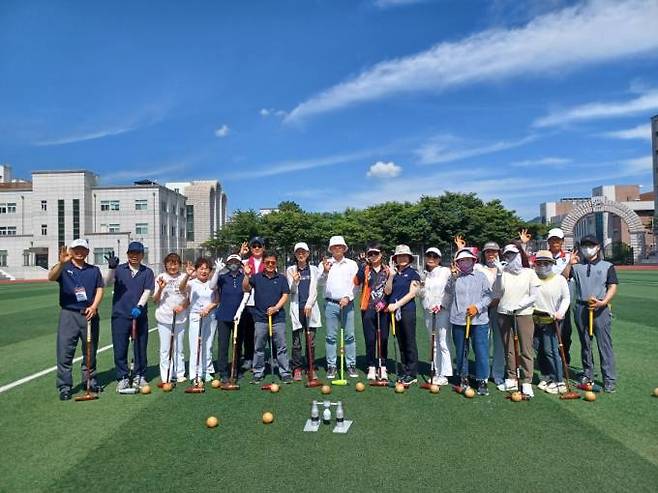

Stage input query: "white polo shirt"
[{"left": 321, "top": 257, "right": 358, "bottom": 301}]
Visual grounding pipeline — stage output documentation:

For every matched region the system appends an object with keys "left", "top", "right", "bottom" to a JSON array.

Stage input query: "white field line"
[{"left": 0, "top": 326, "right": 158, "bottom": 394}]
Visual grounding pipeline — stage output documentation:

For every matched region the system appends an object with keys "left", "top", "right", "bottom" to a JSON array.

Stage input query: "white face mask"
[
  {"left": 582, "top": 246, "right": 599, "bottom": 260},
  {"left": 504, "top": 254, "right": 522, "bottom": 274},
  {"left": 535, "top": 265, "right": 553, "bottom": 279}
]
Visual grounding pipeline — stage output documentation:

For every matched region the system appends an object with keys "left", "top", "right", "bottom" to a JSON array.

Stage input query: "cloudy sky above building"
[{"left": 1, "top": 0, "right": 657, "bottom": 218}]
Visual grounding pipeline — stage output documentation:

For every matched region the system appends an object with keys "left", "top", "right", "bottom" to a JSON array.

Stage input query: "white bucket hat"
[
  {"left": 328, "top": 235, "right": 348, "bottom": 252},
  {"left": 69, "top": 238, "right": 89, "bottom": 250},
  {"left": 392, "top": 244, "right": 413, "bottom": 260},
  {"left": 294, "top": 242, "right": 310, "bottom": 252},
  {"left": 547, "top": 228, "right": 565, "bottom": 240}
]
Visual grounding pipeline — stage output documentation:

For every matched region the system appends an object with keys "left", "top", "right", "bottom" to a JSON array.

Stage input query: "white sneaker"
[
  {"left": 522, "top": 383, "right": 534, "bottom": 398},
  {"left": 432, "top": 376, "right": 449, "bottom": 386},
  {"left": 497, "top": 382, "right": 507, "bottom": 392},
  {"left": 545, "top": 382, "right": 559, "bottom": 394},
  {"left": 379, "top": 366, "right": 388, "bottom": 381},
  {"left": 537, "top": 379, "right": 550, "bottom": 391},
  {"left": 204, "top": 374, "right": 214, "bottom": 382},
  {"left": 176, "top": 376, "right": 187, "bottom": 383},
  {"left": 504, "top": 379, "right": 518, "bottom": 391},
  {"left": 556, "top": 382, "right": 567, "bottom": 394},
  {"left": 367, "top": 366, "right": 377, "bottom": 381}
]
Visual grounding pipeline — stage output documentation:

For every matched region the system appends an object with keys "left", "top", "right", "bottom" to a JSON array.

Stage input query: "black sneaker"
[
  {"left": 401, "top": 375, "right": 417, "bottom": 386},
  {"left": 59, "top": 389, "right": 72, "bottom": 401},
  {"left": 326, "top": 367, "right": 337, "bottom": 379},
  {"left": 347, "top": 366, "right": 359, "bottom": 378},
  {"left": 89, "top": 384, "right": 103, "bottom": 393},
  {"left": 281, "top": 375, "right": 293, "bottom": 384},
  {"left": 250, "top": 375, "right": 264, "bottom": 384},
  {"left": 579, "top": 375, "right": 592, "bottom": 385},
  {"left": 477, "top": 380, "right": 489, "bottom": 396}
]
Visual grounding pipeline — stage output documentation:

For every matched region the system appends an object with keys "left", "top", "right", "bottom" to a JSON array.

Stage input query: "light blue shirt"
[{"left": 445, "top": 270, "right": 492, "bottom": 326}]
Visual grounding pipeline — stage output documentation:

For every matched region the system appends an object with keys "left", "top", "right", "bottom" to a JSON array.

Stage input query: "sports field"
[{"left": 1, "top": 271, "right": 657, "bottom": 492}]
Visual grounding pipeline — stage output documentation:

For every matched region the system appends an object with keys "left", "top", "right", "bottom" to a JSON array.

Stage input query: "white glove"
[
  {"left": 493, "top": 259, "right": 504, "bottom": 273},
  {"left": 214, "top": 257, "right": 225, "bottom": 272}
]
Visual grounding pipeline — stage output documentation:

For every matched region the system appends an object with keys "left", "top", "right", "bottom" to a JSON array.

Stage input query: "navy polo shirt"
[
  {"left": 215, "top": 271, "right": 246, "bottom": 322},
  {"left": 390, "top": 266, "right": 420, "bottom": 312},
  {"left": 111, "top": 263, "right": 155, "bottom": 318},
  {"left": 249, "top": 272, "right": 290, "bottom": 324},
  {"left": 296, "top": 265, "right": 311, "bottom": 306},
  {"left": 57, "top": 261, "right": 104, "bottom": 311}
]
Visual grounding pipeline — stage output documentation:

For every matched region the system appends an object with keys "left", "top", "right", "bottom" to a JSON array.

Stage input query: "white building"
[{"left": 0, "top": 168, "right": 225, "bottom": 280}]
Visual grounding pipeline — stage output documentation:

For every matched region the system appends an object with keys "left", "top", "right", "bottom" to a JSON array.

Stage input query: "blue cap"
[
  {"left": 127, "top": 241, "right": 145, "bottom": 253},
  {"left": 249, "top": 236, "right": 265, "bottom": 247}
]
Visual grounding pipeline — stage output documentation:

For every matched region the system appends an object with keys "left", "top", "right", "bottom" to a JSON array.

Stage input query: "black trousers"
[
  {"left": 237, "top": 307, "right": 255, "bottom": 362},
  {"left": 216, "top": 320, "right": 234, "bottom": 378},
  {"left": 361, "top": 309, "right": 389, "bottom": 367},
  {"left": 395, "top": 309, "right": 418, "bottom": 377},
  {"left": 112, "top": 315, "right": 149, "bottom": 380}
]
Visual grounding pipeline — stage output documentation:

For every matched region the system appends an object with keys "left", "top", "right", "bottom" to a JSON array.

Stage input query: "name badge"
[{"left": 74, "top": 286, "right": 88, "bottom": 302}]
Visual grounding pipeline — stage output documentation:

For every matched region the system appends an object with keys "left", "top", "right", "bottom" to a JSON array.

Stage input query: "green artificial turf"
[{"left": 1, "top": 272, "right": 657, "bottom": 492}]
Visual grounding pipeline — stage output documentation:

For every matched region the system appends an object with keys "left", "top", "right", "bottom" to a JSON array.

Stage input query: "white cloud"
[
  {"left": 214, "top": 124, "right": 230, "bottom": 138},
  {"left": 259, "top": 108, "right": 287, "bottom": 118},
  {"left": 259, "top": 108, "right": 271, "bottom": 117},
  {"left": 535, "top": 90, "right": 658, "bottom": 127},
  {"left": 510, "top": 157, "right": 572, "bottom": 167},
  {"left": 35, "top": 126, "right": 137, "bottom": 146},
  {"left": 600, "top": 124, "right": 652, "bottom": 141},
  {"left": 367, "top": 161, "right": 402, "bottom": 178},
  {"left": 622, "top": 156, "right": 652, "bottom": 174},
  {"left": 106, "top": 163, "right": 186, "bottom": 182},
  {"left": 286, "top": 0, "right": 658, "bottom": 122},
  {"left": 416, "top": 134, "right": 536, "bottom": 164}
]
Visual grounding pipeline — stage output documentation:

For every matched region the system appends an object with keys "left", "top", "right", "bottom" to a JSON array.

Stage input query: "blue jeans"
[
  {"left": 324, "top": 301, "right": 356, "bottom": 368},
  {"left": 533, "top": 323, "right": 563, "bottom": 382},
  {"left": 452, "top": 323, "right": 489, "bottom": 381}
]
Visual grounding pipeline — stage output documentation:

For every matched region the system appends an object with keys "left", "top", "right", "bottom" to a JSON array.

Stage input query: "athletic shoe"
[
  {"left": 347, "top": 366, "right": 359, "bottom": 378},
  {"left": 116, "top": 378, "right": 131, "bottom": 392},
  {"left": 59, "top": 388, "right": 72, "bottom": 401},
  {"left": 293, "top": 368, "right": 303, "bottom": 382},
  {"left": 504, "top": 379, "right": 518, "bottom": 391},
  {"left": 477, "top": 380, "right": 489, "bottom": 396},
  {"left": 326, "top": 367, "right": 337, "bottom": 379},
  {"left": 537, "top": 379, "right": 550, "bottom": 391},
  {"left": 133, "top": 376, "right": 147, "bottom": 389},
  {"left": 433, "top": 376, "right": 449, "bottom": 386},
  {"left": 556, "top": 382, "right": 567, "bottom": 394},
  {"left": 250, "top": 375, "right": 264, "bottom": 384},
  {"left": 379, "top": 367, "right": 388, "bottom": 381},
  {"left": 521, "top": 383, "right": 534, "bottom": 398},
  {"left": 176, "top": 376, "right": 187, "bottom": 383},
  {"left": 367, "top": 366, "right": 377, "bottom": 381},
  {"left": 579, "top": 375, "right": 592, "bottom": 386},
  {"left": 282, "top": 375, "right": 293, "bottom": 384},
  {"left": 603, "top": 384, "right": 616, "bottom": 393},
  {"left": 544, "top": 382, "right": 560, "bottom": 394},
  {"left": 401, "top": 375, "right": 417, "bottom": 386},
  {"left": 204, "top": 374, "right": 214, "bottom": 382},
  {"left": 496, "top": 382, "right": 507, "bottom": 392}
]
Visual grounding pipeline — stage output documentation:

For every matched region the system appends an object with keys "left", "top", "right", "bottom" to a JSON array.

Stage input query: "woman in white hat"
[
  {"left": 385, "top": 244, "right": 421, "bottom": 386},
  {"left": 494, "top": 241, "right": 541, "bottom": 397},
  {"left": 420, "top": 247, "right": 452, "bottom": 385},
  {"left": 286, "top": 242, "right": 322, "bottom": 381},
  {"left": 445, "top": 248, "right": 493, "bottom": 395}
]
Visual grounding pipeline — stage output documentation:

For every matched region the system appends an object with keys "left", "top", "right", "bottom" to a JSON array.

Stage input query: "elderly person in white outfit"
[{"left": 420, "top": 247, "right": 453, "bottom": 385}]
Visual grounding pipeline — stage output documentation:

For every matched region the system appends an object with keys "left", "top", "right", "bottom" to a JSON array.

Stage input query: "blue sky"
[{"left": 1, "top": 0, "right": 657, "bottom": 219}]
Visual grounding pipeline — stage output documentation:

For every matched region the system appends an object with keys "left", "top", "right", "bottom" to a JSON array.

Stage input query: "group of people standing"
[{"left": 49, "top": 228, "right": 619, "bottom": 401}]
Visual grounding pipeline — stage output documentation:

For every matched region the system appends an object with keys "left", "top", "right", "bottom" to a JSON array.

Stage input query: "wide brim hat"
[
  {"left": 392, "top": 244, "right": 413, "bottom": 260},
  {"left": 328, "top": 235, "right": 348, "bottom": 252}
]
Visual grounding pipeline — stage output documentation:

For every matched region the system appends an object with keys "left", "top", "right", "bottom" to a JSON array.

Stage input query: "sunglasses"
[
  {"left": 425, "top": 253, "right": 440, "bottom": 259},
  {"left": 264, "top": 260, "right": 276, "bottom": 266},
  {"left": 366, "top": 251, "right": 380, "bottom": 257},
  {"left": 251, "top": 244, "right": 263, "bottom": 249}
]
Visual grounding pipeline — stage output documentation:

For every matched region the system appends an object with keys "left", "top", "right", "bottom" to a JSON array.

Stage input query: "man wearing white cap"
[
  {"left": 420, "top": 247, "right": 452, "bottom": 385},
  {"left": 286, "top": 242, "right": 322, "bottom": 381},
  {"left": 48, "top": 239, "right": 104, "bottom": 400},
  {"left": 318, "top": 235, "right": 359, "bottom": 379}
]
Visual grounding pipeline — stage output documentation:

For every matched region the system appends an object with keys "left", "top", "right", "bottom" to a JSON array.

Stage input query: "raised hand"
[
  {"left": 214, "top": 257, "right": 225, "bottom": 272},
  {"left": 157, "top": 277, "right": 167, "bottom": 290},
  {"left": 185, "top": 261, "right": 196, "bottom": 277},
  {"left": 239, "top": 241, "right": 249, "bottom": 257},
  {"left": 454, "top": 235, "right": 466, "bottom": 250},
  {"left": 322, "top": 257, "right": 332, "bottom": 273},
  {"left": 292, "top": 268, "right": 301, "bottom": 284},
  {"left": 104, "top": 251, "right": 119, "bottom": 269},
  {"left": 243, "top": 263, "right": 253, "bottom": 277},
  {"left": 518, "top": 228, "right": 532, "bottom": 244},
  {"left": 58, "top": 246, "right": 72, "bottom": 264}
]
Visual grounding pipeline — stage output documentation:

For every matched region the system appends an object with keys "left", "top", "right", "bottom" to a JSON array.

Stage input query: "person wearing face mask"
[
  {"left": 494, "top": 242, "right": 541, "bottom": 397},
  {"left": 532, "top": 251, "right": 571, "bottom": 394},
  {"left": 355, "top": 242, "right": 392, "bottom": 381},
  {"left": 385, "top": 245, "right": 421, "bottom": 387},
  {"left": 286, "top": 242, "right": 322, "bottom": 382},
  {"left": 420, "top": 247, "right": 452, "bottom": 386},
  {"left": 570, "top": 235, "right": 618, "bottom": 393},
  {"left": 212, "top": 255, "right": 249, "bottom": 384},
  {"left": 445, "top": 248, "right": 493, "bottom": 396},
  {"left": 475, "top": 241, "right": 506, "bottom": 389}
]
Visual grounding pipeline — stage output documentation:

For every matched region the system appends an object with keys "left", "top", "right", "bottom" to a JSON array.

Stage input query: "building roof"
[
  {"left": 0, "top": 182, "right": 32, "bottom": 191},
  {"left": 32, "top": 170, "right": 96, "bottom": 175}
]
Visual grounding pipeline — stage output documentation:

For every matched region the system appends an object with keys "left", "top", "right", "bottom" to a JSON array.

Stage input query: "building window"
[
  {"left": 0, "top": 204, "right": 6, "bottom": 214},
  {"left": 0, "top": 226, "right": 17, "bottom": 235},
  {"left": 180, "top": 227, "right": 185, "bottom": 238},
  {"left": 41, "top": 224, "right": 47, "bottom": 236},
  {"left": 100, "top": 200, "right": 120, "bottom": 211},
  {"left": 7, "top": 203, "right": 16, "bottom": 213},
  {"left": 143, "top": 247, "right": 149, "bottom": 264},
  {"left": 161, "top": 202, "right": 167, "bottom": 213},
  {"left": 0, "top": 227, "right": 6, "bottom": 235},
  {"left": 100, "top": 200, "right": 109, "bottom": 211},
  {"left": 108, "top": 224, "right": 120, "bottom": 233},
  {"left": 136, "top": 223, "right": 148, "bottom": 235},
  {"left": 93, "top": 247, "right": 114, "bottom": 265},
  {"left": 186, "top": 205, "right": 194, "bottom": 241},
  {"left": 58, "top": 199, "right": 65, "bottom": 247},
  {"left": 135, "top": 199, "right": 148, "bottom": 210},
  {"left": 161, "top": 224, "right": 166, "bottom": 236},
  {"left": 41, "top": 200, "right": 47, "bottom": 211},
  {"left": 180, "top": 207, "right": 184, "bottom": 216},
  {"left": 0, "top": 250, "right": 7, "bottom": 267},
  {"left": 171, "top": 226, "right": 176, "bottom": 237},
  {"left": 72, "top": 199, "right": 80, "bottom": 239}
]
